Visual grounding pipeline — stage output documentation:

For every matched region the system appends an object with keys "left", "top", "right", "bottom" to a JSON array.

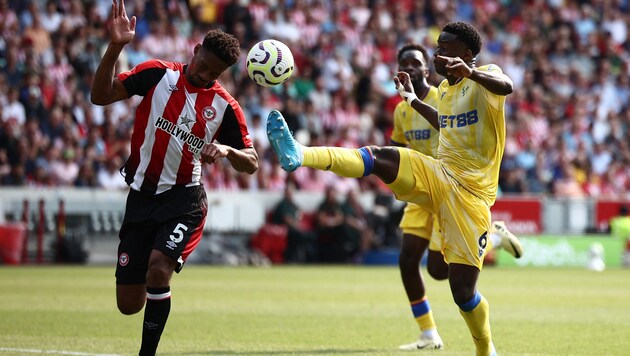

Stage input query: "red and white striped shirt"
[{"left": 118, "top": 59, "right": 253, "bottom": 195}]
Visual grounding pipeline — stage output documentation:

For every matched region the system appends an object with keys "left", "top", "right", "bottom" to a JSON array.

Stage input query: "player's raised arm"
[
  {"left": 91, "top": 0, "right": 137, "bottom": 105},
  {"left": 435, "top": 55, "right": 513, "bottom": 96},
  {"left": 394, "top": 72, "right": 439, "bottom": 130}
]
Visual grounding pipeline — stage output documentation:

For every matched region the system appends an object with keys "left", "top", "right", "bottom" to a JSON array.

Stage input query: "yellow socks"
[
  {"left": 302, "top": 146, "right": 373, "bottom": 178},
  {"left": 411, "top": 297, "right": 437, "bottom": 332},
  {"left": 459, "top": 291, "right": 493, "bottom": 356}
]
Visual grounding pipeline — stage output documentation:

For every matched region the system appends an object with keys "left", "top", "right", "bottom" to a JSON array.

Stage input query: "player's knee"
[
  {"left": 371, "top": 146, "right": 400, "bottom": 184},
  {"left": 372, "top": 146, "right": 400, "bottom": 165},
  {"left": 146, "top": 264, "right": 172, "bottom": 287},
  {"left": 427, "top": 263, "right": 448, "bottom": 280},
  {"left": 426, "top": 252, "right": 448, "bottom": 280},
  {"left": 117, "top": 299, "right": 144, "bottom": 315},
  {"left": 146, "top": 253, "right": 175, "bottom": 286},
  {"left": 450, "top": 285, "right": 476, "bottom": 306}
]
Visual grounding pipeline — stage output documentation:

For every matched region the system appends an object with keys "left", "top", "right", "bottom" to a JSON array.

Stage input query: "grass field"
[{"left": 1, "top": 265, "right": 629, "bottom": 356}]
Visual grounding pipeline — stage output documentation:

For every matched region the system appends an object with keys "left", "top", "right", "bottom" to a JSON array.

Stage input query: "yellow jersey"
[
  {"left": 436, "top": 64, "right": 506, "bottom": 206},
  {"left": 391, "top": 86, "right": 440, "bottom": 157}
]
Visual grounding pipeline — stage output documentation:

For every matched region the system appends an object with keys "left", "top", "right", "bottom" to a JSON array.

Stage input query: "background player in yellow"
[
  {"left": 392, "top": 43, "right": 522, "bottom": 351},
  {"left": 267, "top": 22, "right": 513, "bottom": 355}
]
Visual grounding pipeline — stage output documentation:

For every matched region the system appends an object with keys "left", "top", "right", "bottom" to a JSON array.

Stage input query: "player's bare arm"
[
  {"left": 91, "top": 0, "right": 136, "bottom": 105},
  {"left": 467, "top": 67, "right": 513, "bottom": 95},
  {"left": 201, "top": 144, "right": 258, "bottom": 174},
  {"left": 394, "top": 72, "right": 439, "bottom": 130},
  {"left": 435, "top": 55, "right": 513, "bottom": 96}
]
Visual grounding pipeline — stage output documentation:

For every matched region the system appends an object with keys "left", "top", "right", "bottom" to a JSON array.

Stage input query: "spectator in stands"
[
  {"left": 2, "top": 162, "right": 25, "bottom": 186},
  {"left": 50, "top": 147, "right": 79, "bottom": 186},
  {"left": 368, "top": 188, "right": 401, "bottom": 248},
  {"left": 0, "top": 149, "right": 10, "bottom": 183},
  {"left": 39, "top": 1, "right": 63, "bottom": 33},
  {"left": 22, "top": 12, "right": 51, "bottom": 56},
  {"left": 74, "top": 160, "right": 98, "bottom": 188},
  {"left": 270, "top": 182, "right": 315, "bottom": 263},
  {"left": 314, "top": 184, "right": 347, "bottom": 263},
  {"left": 96, "top": 155, "right": 127, "bottom": 191},
  {"left": 3, "top": 87, "right": 26, "bottom": 126},
  {"left": 340, "top": 188, "right": 371, "bottom": 262},
  {"left": 0, "top": 0, "right": 19, "bottom": 40}
]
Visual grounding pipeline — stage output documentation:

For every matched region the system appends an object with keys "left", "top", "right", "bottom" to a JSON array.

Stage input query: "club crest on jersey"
[{"left": 202, "top": 106, "right": 216, "bottom": 121}]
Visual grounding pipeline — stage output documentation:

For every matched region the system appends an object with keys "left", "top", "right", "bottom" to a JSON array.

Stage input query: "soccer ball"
[{"left": 246, "top": 39, "right": 294, "bottom": 87}]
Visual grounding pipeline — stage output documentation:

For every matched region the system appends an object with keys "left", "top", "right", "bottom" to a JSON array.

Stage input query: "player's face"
[
  {"left": 186, "top": 45, "right": 231, "bottom": 88},
  {"left": 433, "top": 31, "right": 470, "bottom": 77},
  {"left": 398, "top": 50, "right": 428, "bottom": 83}
]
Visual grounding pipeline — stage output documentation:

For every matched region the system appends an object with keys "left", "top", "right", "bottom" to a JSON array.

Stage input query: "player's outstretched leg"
[
  {"left": 266, "top": 110, "right": 379, "bottom": 178},
  {"left": 489, "top": 221, "right": 523, "bottom": 258},
  {"left": 267, "top": 110, "right": 303, "bottom": 172}
]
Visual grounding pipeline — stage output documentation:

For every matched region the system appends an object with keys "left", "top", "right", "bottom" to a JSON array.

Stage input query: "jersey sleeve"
[
  {"left": 117, "top": 59, "right": 169, "bottom": 97},
  {"left": 390, "top": 102, "right": 407, "bottom": 145},
  {"left": 475, "top": 64, "right": 505, "bottom": 111},
  {"left": 215, "top": 100, "right": 253, "bottom": 149}
]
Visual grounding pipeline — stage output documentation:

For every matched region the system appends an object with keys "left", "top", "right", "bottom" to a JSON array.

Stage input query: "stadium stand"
[{"left": 0, "top": 0, "right": 628, "bottom": 198}]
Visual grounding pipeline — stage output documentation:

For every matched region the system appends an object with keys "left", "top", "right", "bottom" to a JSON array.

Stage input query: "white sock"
[{"left": 422, "top": 328, "right": 439, "bottom": 338}]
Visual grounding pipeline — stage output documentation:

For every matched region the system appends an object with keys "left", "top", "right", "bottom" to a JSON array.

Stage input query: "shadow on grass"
[{"left": 164, "top": 349, "right": 386, "bottom": 355}]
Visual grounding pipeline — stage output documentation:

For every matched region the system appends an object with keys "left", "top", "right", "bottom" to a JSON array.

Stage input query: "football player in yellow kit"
[
  {"left": 392, "top": 43, "right": 522, "bottom": 351},
  {"left": 267, "top": 22, "right": 515, "bottom": 356}
]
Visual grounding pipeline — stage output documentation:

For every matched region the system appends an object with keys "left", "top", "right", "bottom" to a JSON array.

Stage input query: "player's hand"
[
  {"left": 393, "top": 71, "right": 418, "bottom": 105},
  {"left": 200, "top": 143, "right": 230, "bottom": 165},
  {"left": 110, "top": 0, "right": 136, "bottom": 45},
  {"left": 435, "top": 55, "right": 472, "bottom": 78},
  {"left": 393, "top": 71, "right": 414, "bottom": 94}
]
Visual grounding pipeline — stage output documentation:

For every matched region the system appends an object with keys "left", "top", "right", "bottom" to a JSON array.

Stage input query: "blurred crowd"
[{"left": 1, "top": 0, "right": 629, "bottom": 199}]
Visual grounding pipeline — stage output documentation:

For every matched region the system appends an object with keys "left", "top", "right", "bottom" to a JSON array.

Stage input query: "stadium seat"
[
  {"left": 0, "top": 223, "right": 27, "bottom": 264},
  {"left": 250, "top": 223, "right": 288, "bottom": 264}
]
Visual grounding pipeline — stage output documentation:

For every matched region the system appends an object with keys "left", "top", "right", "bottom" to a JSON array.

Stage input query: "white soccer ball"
[{"left": 246, "top": 39, "right": 294, "bottom": 87}]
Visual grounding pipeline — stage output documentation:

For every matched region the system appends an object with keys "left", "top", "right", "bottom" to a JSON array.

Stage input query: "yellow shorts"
[
  {"left": 399, "top": 203, "right": 443, "bottom": 252},
  {"left": 388, "top": 148, "right": 492, "bottom": 269}
]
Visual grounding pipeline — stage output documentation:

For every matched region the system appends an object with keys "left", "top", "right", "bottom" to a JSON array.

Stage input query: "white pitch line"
[{"left": 0, "top": 348, "right": 121, "bottom": 356}]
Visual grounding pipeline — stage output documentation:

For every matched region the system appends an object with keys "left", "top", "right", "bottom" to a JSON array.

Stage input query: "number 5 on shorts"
[{"left": 170, "top": 223, "right": 188, "bottom": 243}]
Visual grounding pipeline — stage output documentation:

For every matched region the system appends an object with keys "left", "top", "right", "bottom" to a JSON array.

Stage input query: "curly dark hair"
[
  {"left": 397, "top": 43, "right": 430, "bottom": 64},
  {"left": 442, "top": 22, "right": 482, "bottom": 56},
  {"left": 201, "top": 29, "right": 241, "bottom": 66}
]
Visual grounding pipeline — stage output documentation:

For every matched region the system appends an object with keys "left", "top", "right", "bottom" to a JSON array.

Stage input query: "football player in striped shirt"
[
  {"left": 268, "top": 22, "right": 513, "bottom": 356},
  {"left": 392, "top": 44, "right": 522, "bottom": 351},
  {"left": 91, "top": 1, "right": 258, "bottom": 354}
]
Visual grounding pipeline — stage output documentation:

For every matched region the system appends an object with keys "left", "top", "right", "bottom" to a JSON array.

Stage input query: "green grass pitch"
[{"left": 1, "top": 265, "right": 629, "bottom": 355}]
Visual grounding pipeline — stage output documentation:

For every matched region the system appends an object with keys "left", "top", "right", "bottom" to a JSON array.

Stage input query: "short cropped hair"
[
  {"left": 201, "top": 29, "right": 241, "bottom": 66},
  {"left": 443, "top": 22, "right": 482, "bottom": 56},
  {"left": 397, "top": 43, "right": 430, "bottom": 64}
]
